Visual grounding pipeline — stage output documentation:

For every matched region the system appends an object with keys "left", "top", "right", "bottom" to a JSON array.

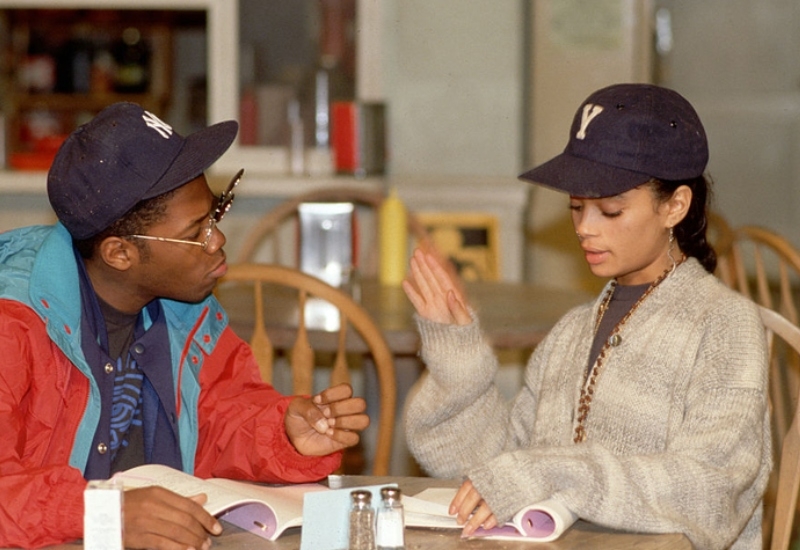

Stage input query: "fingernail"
[
  {"left": 313, "top": 394, "right": 322, "bottom": 404},
  {"left": 212, "top": 522, "right": 222, "bottom": 534},
  {"left": 315, "top": 419, "right": 329, "bottom": 433}
]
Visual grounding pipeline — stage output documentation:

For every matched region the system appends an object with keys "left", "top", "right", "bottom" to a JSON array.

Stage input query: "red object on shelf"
[
  {"left": 9, "top": 151, "right": 57, "bottom": 171},
  {"left": 332, "top": 101, "right": 358, "bottom": 173},
  {"left": 9, "top": 134, "right": 67, "bottom": 171},
  {"left": 239, "top": 87, "right": 259, "bottom": 145}
]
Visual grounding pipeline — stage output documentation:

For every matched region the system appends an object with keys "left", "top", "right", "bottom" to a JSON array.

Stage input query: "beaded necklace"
[{"left": 573, "top": 258, "right": 684, "bottom": 443}]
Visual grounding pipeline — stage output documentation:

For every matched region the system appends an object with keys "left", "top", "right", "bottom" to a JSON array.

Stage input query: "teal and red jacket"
[{"left": 0, "top": 224, "right": 340, "bottom": 548}]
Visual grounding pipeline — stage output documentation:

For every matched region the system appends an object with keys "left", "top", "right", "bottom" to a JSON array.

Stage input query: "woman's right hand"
[{"left": 402, "top": 248, "right": 472, "bottom": 326}]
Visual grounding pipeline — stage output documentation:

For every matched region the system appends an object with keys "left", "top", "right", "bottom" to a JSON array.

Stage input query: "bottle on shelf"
[
  {"left": 317, "top": 0, "right": 356, "bottom": 112},
  {"left": 238, "top": 42, "right": 259, "bottom": 146},
  {"left": 68, "top": 24, "right": 93, "bottom": 94},
  {"left": 288, "top": 98, "right": 305, "bottom": 175},
  {"left": 21, "top": 29, "right": 56, "bottom": 94},
  {"left": 378, "top": 187, "right": 408, "bottom": 286},
  {"left": 90, "top": 32, "right": 116, "bottom": 94},
  {"left": 113, "top": 27, "right": 149, "bottom": 93}
]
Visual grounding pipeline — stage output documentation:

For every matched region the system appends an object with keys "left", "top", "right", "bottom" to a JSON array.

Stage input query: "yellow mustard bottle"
[{"left": 378, "top": 187, "right": 408, "bottom": 286}]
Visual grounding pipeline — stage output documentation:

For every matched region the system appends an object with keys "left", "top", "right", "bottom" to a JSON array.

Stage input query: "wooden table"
[
  {"left": 29, "top": 476, "right": 691, "bottom": 550},
  {"left": 218, "top": 278, "right": 593, "bottom": 356}
]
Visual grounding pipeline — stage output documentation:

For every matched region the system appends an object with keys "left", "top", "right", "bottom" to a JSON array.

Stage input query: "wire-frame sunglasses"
[{"left": 125, "top": 168, "right": 243, "bottom": 251}]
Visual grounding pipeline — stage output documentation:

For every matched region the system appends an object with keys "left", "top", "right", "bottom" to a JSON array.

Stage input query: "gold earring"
[{"left": 667, "top": 227, "right": 677, "bottom": 272}]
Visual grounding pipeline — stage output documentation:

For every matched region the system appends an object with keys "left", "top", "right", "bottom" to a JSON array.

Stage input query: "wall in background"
[
  {"left": 655, "top": 0, "right": 800, "bottom": 247},
  {"left": 378, "top": 0, "right": 524, "bottom": 178}
]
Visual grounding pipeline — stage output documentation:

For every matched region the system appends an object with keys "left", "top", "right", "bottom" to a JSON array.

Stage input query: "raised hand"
[
  {"left": 402, "top": 248, "right": 472, "bottom": 326},
  {"left": 284, "top": 383, "right": 369, "bottom": 456}
]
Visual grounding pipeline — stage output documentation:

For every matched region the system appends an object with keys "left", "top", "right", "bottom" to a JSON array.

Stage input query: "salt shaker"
[
  {"left": 376, "top": 487, "right": 405, "bottom": 550},
  {"left": 349, "top": 489, "right": 376, "bottom": 550}
]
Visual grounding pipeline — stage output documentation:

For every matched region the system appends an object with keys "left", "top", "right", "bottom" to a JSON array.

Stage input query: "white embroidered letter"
[
  {"left": 576, "top": 104, "right": 604, "bottom": 140},
  {"left": 142, "top": 111, "right": 173, "bottom": 139}
]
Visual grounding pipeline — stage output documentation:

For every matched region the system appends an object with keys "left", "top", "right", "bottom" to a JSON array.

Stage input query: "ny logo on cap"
[
  {"left": 576, "top": 103, "right": 604, "bottom": 140},
  {"left": 142, "top": 111, "right": 173, "bottom": 139}
]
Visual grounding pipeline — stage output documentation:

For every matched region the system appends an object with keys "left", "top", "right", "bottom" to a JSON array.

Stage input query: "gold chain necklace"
[{"left": 573, "top": 258, "right": 684, "bottom": 443}]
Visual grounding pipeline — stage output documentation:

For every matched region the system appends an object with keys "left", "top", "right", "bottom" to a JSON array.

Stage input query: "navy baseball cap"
[
  {"left": 48, "top": 102, "right": 238, "bottom": 240},
  {"left": 519, "top": 83, "right": 708, "bottom": 198}
]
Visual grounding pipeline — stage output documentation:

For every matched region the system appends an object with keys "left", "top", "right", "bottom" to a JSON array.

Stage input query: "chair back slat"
[
  {"left": 709, "top": 211, "right": 736, "bottom": 286},
  {"left": 331, "top": 317, "right": 352, "bottom": 387},
  {"left": 251, "top": 280, "right": 274, "bottom": 383},
  {"left": 779, "top": 263, "right": 799, "bottom": 325},
  {"left": 732, "top": 243, "right": 751, "bottom": 298},
  {"left": 753, "top": 246, "right": 774, "bottom": 310},
  {"left": 291, "top": 290, "right": 315, "bottom": 396}
]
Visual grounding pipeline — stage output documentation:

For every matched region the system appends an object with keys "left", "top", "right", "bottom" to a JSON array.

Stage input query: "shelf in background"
[{"left": 0, "top": 169, "right": 47, "bottom": 193}]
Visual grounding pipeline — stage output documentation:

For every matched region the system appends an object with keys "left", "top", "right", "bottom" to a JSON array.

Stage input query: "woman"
[{"left": 403, "top": 83, "right": 770, "bottom": 550}]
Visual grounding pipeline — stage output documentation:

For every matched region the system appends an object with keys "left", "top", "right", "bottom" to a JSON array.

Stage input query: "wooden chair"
[
  {"left": 217, "top": 262, "right": 397, "bottom": 475},
  {"left": 720, "top": 225, "right": 800, "bottom": 324},
  {"left": 760, "top": 306, "right": 800, "bottom": 549},
  {"left": 716, "top": 225, "right": 800, "bottom": 456},
  {"left": 234, "top": 186, "right": 430, "bottom": 277}
]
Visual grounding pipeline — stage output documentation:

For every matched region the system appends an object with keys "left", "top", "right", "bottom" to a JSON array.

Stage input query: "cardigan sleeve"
[{"left": 405, "top": 311, "right": 532, "bottom": 478}]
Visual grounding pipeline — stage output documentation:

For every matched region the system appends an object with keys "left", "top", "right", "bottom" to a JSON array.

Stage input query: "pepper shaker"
[{"left": 349, "top": 489, "right": 376, "bottom": 550}]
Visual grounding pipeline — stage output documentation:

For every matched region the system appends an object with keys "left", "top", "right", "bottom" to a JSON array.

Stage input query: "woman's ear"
[
  {"left": 97, "top": 237, "right": 136, "bottom": 272},
  {"left": 666, "top": 185, "right": 692, "bottom": 228}
]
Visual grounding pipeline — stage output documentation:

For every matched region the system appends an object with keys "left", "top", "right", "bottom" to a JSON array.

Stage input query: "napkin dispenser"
[{"left": 298, "top": 202, "right": 355, "bottom": 330}]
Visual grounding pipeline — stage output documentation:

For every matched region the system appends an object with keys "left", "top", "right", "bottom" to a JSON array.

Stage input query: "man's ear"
[
  {"left": 97, "top": 237, "right": 136, "bottom": 272},
  {"left": 666, "top": 185, "right": 692, "bottom": 228}
]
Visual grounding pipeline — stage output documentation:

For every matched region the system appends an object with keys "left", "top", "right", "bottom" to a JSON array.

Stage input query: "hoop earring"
[{"left": 667, "top": 227, "right": 677, "bottom": 272}]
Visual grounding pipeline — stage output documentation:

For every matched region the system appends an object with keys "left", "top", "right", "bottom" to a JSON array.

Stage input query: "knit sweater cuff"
[{"left": 414, "top": 312, "right": 497, "bottom": 391}]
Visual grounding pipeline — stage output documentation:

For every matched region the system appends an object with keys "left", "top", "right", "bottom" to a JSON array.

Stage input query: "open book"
[
  {"left": 112, "top": 464, "right": 327, "bottom": 541},
  {"left": 403, "top": 487, "right": 579, "bottom": 542}
]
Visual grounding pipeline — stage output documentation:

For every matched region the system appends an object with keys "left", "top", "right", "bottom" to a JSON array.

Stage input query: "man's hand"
[
  {"left": 450, "top": 479, "right": 498, "bottom": 537},
  {"left": 285, "top": 383, "right": 369, "bottom": 456},
  {"left": 123, "top": 487, "right": 221, "bottom": 550}
]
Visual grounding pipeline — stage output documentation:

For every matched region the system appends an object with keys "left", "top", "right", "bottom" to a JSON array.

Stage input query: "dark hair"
[
  {"left": 650, "top": 175, "right": 717, "bottom": 273},
  {"left": 73, "top": 189, "right": 176, "bottom": 259}
]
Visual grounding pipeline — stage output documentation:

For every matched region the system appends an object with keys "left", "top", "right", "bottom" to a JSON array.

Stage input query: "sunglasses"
[{"left": 125, "top": 169, "right": 243, "bottom": 251}]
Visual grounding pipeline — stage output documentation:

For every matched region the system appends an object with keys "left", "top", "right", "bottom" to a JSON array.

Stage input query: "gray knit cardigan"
[{"left": 405, "top": 258, "right": 771, "bottom": 550}]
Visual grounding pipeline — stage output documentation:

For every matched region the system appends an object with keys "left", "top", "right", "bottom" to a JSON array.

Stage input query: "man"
[{"left": 0, "top": 103, "right": 369, "bottom": 549}]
